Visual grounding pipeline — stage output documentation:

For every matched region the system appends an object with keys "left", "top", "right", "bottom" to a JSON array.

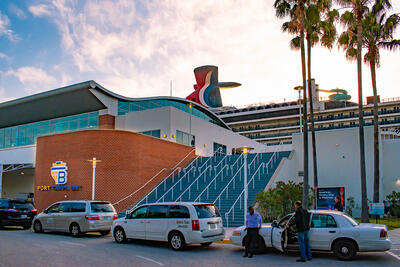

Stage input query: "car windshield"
[
  {"left": 342, "top": 213, "right": 359, "bottom": 226},
  {"left": 90, "top": 202, "right": 114, "bottom": 213},
  {"left": 194, "top": 204, "right": 220, "bottom": 218},
  {"left": 10, "top": 202, "right": 34, "bottom": 210},
  {"left": 0, "top": 199, "right": 9, "bottom": 209}
]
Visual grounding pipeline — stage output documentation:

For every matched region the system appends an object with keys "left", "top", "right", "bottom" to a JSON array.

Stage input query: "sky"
[{"left": 0, "top": 0, "right": 399, "bottom": 107}]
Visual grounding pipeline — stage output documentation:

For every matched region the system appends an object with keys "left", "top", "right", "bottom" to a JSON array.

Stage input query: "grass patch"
[{"left": 356, "top": 218, "right": 400, "bottom": 230}]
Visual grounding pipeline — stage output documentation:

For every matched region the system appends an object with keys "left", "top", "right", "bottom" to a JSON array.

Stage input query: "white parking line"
[
  {"left": 136, "top": 255, "right": 164, "bottom": 266},
  {"left": 59, "top": 241, "right": 86, "bottom": 247},
  {"left": 386, "top": 251, "right": 400, "bottom": 261}
]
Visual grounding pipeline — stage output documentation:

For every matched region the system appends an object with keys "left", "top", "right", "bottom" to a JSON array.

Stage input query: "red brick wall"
[
  {"left": 34, "top": 130, "right": 195, "bottom": 212},
  {"left": 99, "top": 114, "right": 115, "bottom": 129}
]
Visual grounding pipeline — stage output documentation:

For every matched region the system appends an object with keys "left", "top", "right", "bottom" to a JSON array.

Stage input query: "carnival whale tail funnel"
[{"left": 186, "top": 65, "right": 241, "bottom": 108}]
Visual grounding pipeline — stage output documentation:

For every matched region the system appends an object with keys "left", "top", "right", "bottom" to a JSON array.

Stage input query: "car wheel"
[
  {"left": 70, "top": 223, "right": 82, "bottom": 237},
  {"left": 169, "top": 232, "right": 186, "bottom": 251},
  {"left": 33, "top": 220, "right": 43, "bottom": 233},
  {"left": 113, "top": 227, "right": 127, "bottom": 243},
  {"left": 100, "top": 230, "right": 110, "bottom": 236},
  {"left": 200, "top": 242, "right": 213, "bottom": 247},
  {"left": 333, "top": 239, "right": 357, "bottom": 261}
]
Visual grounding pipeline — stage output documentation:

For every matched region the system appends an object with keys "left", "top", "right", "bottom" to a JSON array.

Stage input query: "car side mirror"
[
  {"left": 43, "top": 209, "right": 48, "bottom": 214},
  {"left": 271, "top": 220, "right": 278, "bottom": 228}
]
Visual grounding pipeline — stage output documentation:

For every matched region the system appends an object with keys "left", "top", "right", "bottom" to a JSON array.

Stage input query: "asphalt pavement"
[{"left": 0, "top": 227, "right": 399, "bottom": 267}]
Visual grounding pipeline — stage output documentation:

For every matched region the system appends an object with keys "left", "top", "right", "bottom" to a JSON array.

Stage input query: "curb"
[{"left": 215, "top": 239, "right": 231, "bottom": 244}]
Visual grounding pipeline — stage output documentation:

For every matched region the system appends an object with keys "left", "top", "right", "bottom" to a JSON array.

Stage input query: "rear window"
[
  {"left": 194, "top": 204, "right": 220, "bottom": 219},
  {"left": 0, "top": 199, "right": 9, "bottom": 209},
  {"left": 342, "top": 213, "right": 359, "bottom": 227},
  {"left": 90, "top": 202, "right": 114, "bottom": 213},
  {"left": 10, "top": 202, "right": 34, "bottom": 210},
  {"left": 168, "top": 205, "right": 190, "bottom": 218}
]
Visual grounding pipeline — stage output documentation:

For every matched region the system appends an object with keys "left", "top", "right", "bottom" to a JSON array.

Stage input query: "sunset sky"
[{"left": 0, "top": 0, "right": 399, "bottom": 107}]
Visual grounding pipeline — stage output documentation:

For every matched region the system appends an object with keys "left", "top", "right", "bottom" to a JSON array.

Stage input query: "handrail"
[
  {"left": 153, "top": 147, "right": 223, "bottom": 203},
  {"left": 175, "top": 153, "right": 230, "bottom": 202},
  {"left": 231, "top": 153, "right": 244, "bottom": 170},
  {"left": 198, "top": 147, "right": 223, "bottom": 170},
  {"left": 175, "top": 165, "right": 212, "bottom": 201},
  {"left": 212, "top": 158, "right": 245, "bottom": 206},
  {"left": 112, "top": 148, "right": 195, "bottom": 207},
  {"left": 248, "top": 153, "right": 259, "bottom": 170},
  {"left": 194, "top": 165, "right": 229, "bottom": 202}
]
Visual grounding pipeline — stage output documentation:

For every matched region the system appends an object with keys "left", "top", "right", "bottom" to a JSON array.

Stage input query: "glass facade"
[
  {"left": 176, "top": 130, "right": 195, "bottom": 147},
  {"left": 0, "top": 112, "right": 99, "bottom": 149},
  {"left": 140, "top": 129, "right": 161, "bottom": 138},
  {"left": 118, "top": 100, "right": 226, "bottom": 128}
]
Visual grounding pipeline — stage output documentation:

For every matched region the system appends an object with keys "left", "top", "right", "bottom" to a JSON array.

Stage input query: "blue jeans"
[{"left": 297, "top": 231, "right": 312, "bottom": 260}]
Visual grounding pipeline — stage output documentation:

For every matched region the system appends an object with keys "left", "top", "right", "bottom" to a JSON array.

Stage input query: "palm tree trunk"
[
  {"left": 299, "top": 0, "right": 309, "bottom": 208},
  {"left": 306, "top": 34, "right": 319, "bottom": 201},
  {"left": 370, "top": 53, "right": 380, "bottom": 203},
  {"left": 356, "top": 12, "right": 369, "bottom": 223}
]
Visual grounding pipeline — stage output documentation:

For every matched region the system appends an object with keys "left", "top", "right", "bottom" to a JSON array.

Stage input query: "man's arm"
[{"left": 257, "top": 214, "right": 262, "bottom": 228}]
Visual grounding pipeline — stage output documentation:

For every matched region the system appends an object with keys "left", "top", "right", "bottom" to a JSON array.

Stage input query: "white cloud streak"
[
  {"left": 0, "top": 11, "right": 19, "bottom": 41},
  {"left": 6, "top": 66, "right": 57, "bottom": 94}
]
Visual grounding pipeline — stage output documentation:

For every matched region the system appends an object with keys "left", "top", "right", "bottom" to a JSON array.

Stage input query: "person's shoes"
[
  {"left": 307, "top": 258, "right": 312, "bottom": 261},
  {"left": 243, "top": 252, "right": 248, "bottom": 257},
  {"left": 248, "top": 253, "right": 253, "bottom": 258},
  {"left": 296, "top": 259, "right": 306, "bottom": 262}
]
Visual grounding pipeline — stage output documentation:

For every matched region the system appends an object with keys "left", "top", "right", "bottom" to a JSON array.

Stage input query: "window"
[
  {"left": 168, "top": 205, "right": 190, "bottom": 218},
  {"left": 140, "top": 129, "right": 161, "bottom": 138},
  {"left": 9, "top": 202, "right": 34, "bottom": 210},
  {"left": 147, "top": 205, "right": 168, "bottom": 218},
  {"left": 90, "top": 202, "right": 114, "bottom": 213},
  {"left": 130, "top": 206, "right": 148, "bottom": 219},
  {"left": 342, "top": 213, "right": 359, "bottom": 227},
  {"left": 48, "top": 203, "right": 60, "bottom": 213},
  {"left": 213, "top": 142, "right": 227, "bottom": 156},
  {"left": 278, "top": 214, "right": 293, "bottom": 228},
  {"left": 311, "top": 214, "right": 337, "bottom": 228},
  {"left": 60, "top": 202, "right": 86, "bottom": 212},
  {"left": 176, "top": 130, "right": 195, "bottom": 147},
  {"left": 0, "top": 199, "right": 9, "bottom": 209},
  {"left": 194, "top": 204, "right": 220, "bottom": 219}
]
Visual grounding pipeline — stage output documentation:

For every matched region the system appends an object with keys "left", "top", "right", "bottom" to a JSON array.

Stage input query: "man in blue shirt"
[{"left": 244, "top": 206, "right": 262, "bottom": 258}]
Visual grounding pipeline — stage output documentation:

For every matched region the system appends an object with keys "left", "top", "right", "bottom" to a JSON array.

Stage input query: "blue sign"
[
  {"left": 369, "top": 203, "right": 385, "bottom": 215},
  {"left": 317, "top": 187, "right": 345, "bottom": 210}
]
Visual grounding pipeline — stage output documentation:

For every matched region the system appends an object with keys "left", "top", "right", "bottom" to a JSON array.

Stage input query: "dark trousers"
[
  {"left": 297, "top": 231, "right": 312, "bottom": 260},
  {"left": 245, "top": 228, "right": 259, "bottom": 254}
]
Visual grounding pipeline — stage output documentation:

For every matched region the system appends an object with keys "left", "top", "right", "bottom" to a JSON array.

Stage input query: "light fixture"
[
  {"left": 204, "top": 144, "right": 207, "bottom": 147},
  {"left": 172, "top": 134, "right": 175, "bottom": 138},
  {"left": 163, "top": 134, "right": 167, "bottom": 138},
  {"left": 396, "top": 178, "right": 400, "bottom": 186},
  {"left": 20, "top": 172, "right": 24, "bottom": 175}
]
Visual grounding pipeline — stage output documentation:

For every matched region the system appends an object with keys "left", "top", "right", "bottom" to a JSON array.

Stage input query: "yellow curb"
[{"left": 215, "top": 239, "right": 231, "bottom": 244}]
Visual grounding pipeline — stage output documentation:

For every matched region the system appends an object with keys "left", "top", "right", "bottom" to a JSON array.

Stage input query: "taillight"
[
  {"left": 380, "top": 229, "right": 387, "bottom": 238},
  {"left": 5, "top": 209, "right": 18, "bottom": 213},
  {"left": 31, "top": 209, "right": 37, "bottom": 213},
  {"left": 85, "top": 215, "right": 100, "bottom": 221},
  {"left": 192, "top": 220, "right": 200, "bottom": 231},
  {"left": 113, "top": 214, "right": 118, "bottom": 220}
]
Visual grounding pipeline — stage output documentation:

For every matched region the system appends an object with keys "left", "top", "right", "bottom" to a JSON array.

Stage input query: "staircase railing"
[
  {"left": 224, "top": 162, "right": 266, "bottom": 227},
  {"left": 194, "top": 164, "right": 229, "bottom": 202},
  {"left": 113, "top": 148, "right": 195, "bottom": 208},
  {"left": 174, "top": 153, "right": 230, "bottom": 202}
]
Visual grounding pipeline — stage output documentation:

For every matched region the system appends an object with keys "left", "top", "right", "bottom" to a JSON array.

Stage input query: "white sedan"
[{"left": 230, "top": 210, "right": 391, "bottom": 260}]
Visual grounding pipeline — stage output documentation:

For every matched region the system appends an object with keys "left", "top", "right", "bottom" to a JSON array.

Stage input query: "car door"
[
  {"left": 146, "top": 205, "right": 169, "bottom": 241},
  {"left": 309, "top": 213, "right": 340, "bottom": 250},
  {"left": 55, "top": 202, "right": 71, "bottom": 231},
  {"left": 42, "top": 203, "right": 60, "bottom": 230},
  {"left": 271, "top": 214, "right": 293, "bottom": 252},
  {"left": 125, "top": 206, "right": 148, "bottom": 239}
]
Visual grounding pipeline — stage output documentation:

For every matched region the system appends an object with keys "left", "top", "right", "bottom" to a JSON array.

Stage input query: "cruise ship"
[{"left": 215, "top": 80, "right": 400, "bottom": 146}]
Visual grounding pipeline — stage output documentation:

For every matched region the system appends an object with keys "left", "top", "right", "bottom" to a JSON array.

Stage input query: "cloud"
[
  {"left": 6, "top": 66, "right": 57, "bottom": 94},
  {"left": 8, "top": 3, "right": 27, "bottom": 19},
  {"left": 0, "top": 52, "right": 9, "bottom": 60},
  {"left": 0, "top": 11, "right": 19, "bottom": 41},
  {"left": 23, "top": 0, "right": 400, "bottom": 106}
]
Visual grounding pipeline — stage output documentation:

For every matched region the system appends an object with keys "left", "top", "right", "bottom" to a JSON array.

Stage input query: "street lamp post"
[
  {"left": 88, "top": 157, "right": 101, "bottom": 200},
  {"left": 294, "top": 86, "right": 303, "bottom": 133},
  {"left": 243, "top": 147, "right": 248, "bottom": 225}
]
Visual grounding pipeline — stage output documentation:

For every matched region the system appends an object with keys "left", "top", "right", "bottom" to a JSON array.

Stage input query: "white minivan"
[{"left": 111, "top": 202, "right": 225, "bottom": 250}]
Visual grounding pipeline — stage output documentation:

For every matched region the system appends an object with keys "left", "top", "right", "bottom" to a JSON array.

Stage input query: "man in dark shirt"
[
  {"left": 334, "top": 196, "right": 343, "bottom": 212},
  {"left": 288, "top": 200, "right": 312, "bottom": 262}
]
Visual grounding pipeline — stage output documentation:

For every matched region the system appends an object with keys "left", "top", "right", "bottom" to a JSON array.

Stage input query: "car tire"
[
  {"left": 70, "top": 223, "right": 82, "bottom": 237},
  {"left": 333, "top": 239, "right": 357, "bottom": 261},
  {"left": 169, "top": 231, "right": 186, "bottom": 251},
  {"left": 100, "top": 230, "right": 110, "bottom": 236},
  {"left": 200, "top": 242, "right": 213, "bottom": 247},
  {"left": 113, "top": 227, "right": 127, "bottom": 243},
  {"left": 33, "top": 220, "right": 43, "bottom": 233}
]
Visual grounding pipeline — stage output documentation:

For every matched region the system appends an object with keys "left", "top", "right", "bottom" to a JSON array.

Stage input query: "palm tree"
[
  {"left": 282, "top": 1, "right": 339, "bottom": 196},
  {"left": 336, "top": 0, "right": 370, "bottom": 223},
  {"left": 274, "top": 0, "right": 310, "bottom": 208},
  {"left": 358, "top": 1, "right": 399, "bottom": 203}
]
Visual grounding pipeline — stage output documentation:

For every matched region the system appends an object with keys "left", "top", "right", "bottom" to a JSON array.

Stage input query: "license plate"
[
  {"left": 21, "top": 215, "right": 27, "bottom": 219},
  {"left": 103, "top": 216, "right": 111, "bottom": 221},
  {"left": 209, "top": 223, "right": 217, "bottom": 230}
]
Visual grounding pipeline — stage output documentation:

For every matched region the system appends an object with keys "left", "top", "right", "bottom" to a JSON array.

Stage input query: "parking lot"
[{"left": 1, "top": 227, "right": 399, "bottom": 267}]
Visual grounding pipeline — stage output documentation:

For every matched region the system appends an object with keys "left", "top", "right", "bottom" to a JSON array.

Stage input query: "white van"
[{"left": 111, "top": 202, "right": 225, "bottom": 250}]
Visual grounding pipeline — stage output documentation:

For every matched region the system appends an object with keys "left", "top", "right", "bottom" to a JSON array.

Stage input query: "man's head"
[
  {"left": 335, "top": 196, "right": 340, "bottom": 203},
  {"left": 294, "top": 200, "right": 302, "bottom": 210},
  {"left": 248, "top": 206, "right": 254, "bottom": 215}
]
